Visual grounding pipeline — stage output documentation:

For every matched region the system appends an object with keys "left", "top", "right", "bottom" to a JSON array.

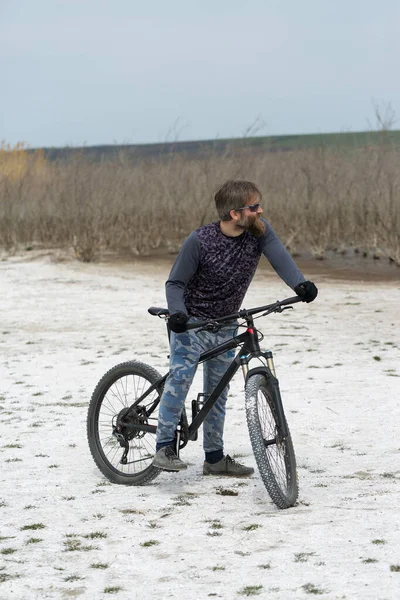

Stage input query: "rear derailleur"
[{"left": 112, "top": 406, "right": 149, "bottom": 465}]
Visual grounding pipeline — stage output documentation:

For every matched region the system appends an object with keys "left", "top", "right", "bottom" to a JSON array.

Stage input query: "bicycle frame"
[
  {"left": 89, "top": 294, "right": 304, "bottom": 505},
  {"left": 124, "top": 311, "right": 289, "bottom": 445},
  {"left": 186, "top": 323, "right": 262, "bottom": 441}
]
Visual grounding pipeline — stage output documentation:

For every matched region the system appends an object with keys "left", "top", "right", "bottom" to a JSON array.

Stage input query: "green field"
[{"left": 37, "top": 129, "right": 400, "bottom": 162}]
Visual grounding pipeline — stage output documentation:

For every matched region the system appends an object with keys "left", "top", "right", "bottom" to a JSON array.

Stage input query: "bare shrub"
[{"left": 0, "top": 138, "right": 399, "bottom": 265}]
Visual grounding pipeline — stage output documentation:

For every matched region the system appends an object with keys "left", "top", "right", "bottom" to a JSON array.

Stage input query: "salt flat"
[{"left": 0, "top": 254, "right": 399, "bottom": 600}]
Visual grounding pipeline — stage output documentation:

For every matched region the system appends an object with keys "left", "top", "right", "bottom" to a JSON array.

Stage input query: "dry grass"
[{"left": 0, "top": 139, "right": 399, "bottom": 265}]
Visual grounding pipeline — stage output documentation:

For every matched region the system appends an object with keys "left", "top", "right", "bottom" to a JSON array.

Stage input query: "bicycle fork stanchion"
[
  {"left": 263, "top": 351, "right": 288, "bottom": 437},
  {"left": 265, "top": 350, "right": 276, "bottom": 378},
  {"left": 267, "top": 369, "right": 289, "bottom": 439},
  {"left": 240, "top": 356, "right": 249, "bottom": 378}
]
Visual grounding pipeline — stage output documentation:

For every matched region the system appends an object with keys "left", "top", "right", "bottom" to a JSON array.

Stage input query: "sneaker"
[
  {"left": 203, "top": 454, "right": 254, "bottom": 477},
  {"left": 152, "top": 446, "right": 187, "bottom": 471}
]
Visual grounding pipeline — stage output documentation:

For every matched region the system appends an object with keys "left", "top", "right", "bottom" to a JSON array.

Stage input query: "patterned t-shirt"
[{"left": 166, "top": 219, "right": 305, "bottom": 319}]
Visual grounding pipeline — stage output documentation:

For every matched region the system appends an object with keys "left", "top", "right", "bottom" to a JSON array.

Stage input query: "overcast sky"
[{"left": 1, "top": 0, "right": 399, "bottom": 148}]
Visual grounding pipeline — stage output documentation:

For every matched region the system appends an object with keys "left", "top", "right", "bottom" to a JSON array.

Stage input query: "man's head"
[{"left": 215, "top": 179, "right": 265, "bottom": 236}]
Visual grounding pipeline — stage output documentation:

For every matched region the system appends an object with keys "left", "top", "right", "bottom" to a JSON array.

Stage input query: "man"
[{"left": 153, "top": 180, "right": 317, "bottom": 476}]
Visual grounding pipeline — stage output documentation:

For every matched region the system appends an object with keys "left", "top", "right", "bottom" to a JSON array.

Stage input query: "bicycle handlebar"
[{"left": 184, "top": 295, "right": 303, "bottom": 331}]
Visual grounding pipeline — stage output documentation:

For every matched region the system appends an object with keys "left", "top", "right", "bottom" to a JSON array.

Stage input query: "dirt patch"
[{"left": 1, "top": 246, "right": 399, "bottom": 282}]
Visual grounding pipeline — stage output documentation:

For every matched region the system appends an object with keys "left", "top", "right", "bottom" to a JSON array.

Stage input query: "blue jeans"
[{"left": 156, "top": 322, "right": 236, "bottom": 454}]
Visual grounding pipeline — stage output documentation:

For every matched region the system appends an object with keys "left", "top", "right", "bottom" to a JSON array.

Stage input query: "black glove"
[
  {"left": 168, "top": 312, "right": 188, "bottom": 333},
  {"left": 294, "top": 280, "right": 318, "bottom": 303}
]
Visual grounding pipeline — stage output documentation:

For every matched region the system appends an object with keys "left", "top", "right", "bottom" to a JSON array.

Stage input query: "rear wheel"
[
  {"left": 87, "top": 361, "right": 164, "bottom": 485},
  {"left": 245, "top": 374, "right": 298, "bottom": 508}
]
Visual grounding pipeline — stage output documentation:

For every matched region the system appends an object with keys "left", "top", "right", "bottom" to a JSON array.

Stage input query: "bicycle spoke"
[{"left": 89, "top": 363, "right": 162, "bottom": 478}]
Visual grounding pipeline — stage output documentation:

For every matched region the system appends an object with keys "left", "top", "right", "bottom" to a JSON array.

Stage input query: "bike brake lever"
[{"left": 262, "top": 304, "right": 293, "bottom": 316}]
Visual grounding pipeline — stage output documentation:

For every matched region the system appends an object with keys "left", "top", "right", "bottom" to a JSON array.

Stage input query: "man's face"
[{"left": 235, "top": 198, "right": 265, "bottom": 236}]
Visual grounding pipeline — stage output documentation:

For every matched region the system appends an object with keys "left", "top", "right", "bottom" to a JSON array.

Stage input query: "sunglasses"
[{"left": 235, "top": 202, "right": 261, "bottom": 213}]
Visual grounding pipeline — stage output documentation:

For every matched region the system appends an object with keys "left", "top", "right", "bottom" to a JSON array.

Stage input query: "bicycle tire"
[
  {"left": 87, "top": 360, "right": 163, "bottom": 485},
  {"left": 245, "top": 374, "right": 298, "bottom": 508}
]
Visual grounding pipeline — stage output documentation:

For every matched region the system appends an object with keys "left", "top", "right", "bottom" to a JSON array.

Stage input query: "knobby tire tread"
[
  {"left": 87, "top": 360, "right": 163, "bottom": 486},
  {"left": 245, "top": 374, "right": 298, "bottom": 509}
]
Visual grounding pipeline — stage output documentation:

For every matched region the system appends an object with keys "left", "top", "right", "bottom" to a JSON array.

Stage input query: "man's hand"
[
  {"left": 168, "top": 312, "right": 189, "bottom": 333},
  {"left": 294, "top": 281, "right": 318, "bottom": 303}
]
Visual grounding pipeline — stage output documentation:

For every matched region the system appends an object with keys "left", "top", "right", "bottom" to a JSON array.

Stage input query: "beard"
[{"left": 236, "top": 214, "right": 266, "bottom": 237}]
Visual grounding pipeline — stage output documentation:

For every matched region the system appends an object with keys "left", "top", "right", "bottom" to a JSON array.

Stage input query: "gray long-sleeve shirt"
[{"left": 166, "top": 219, "right": 305, "bottom": 319}]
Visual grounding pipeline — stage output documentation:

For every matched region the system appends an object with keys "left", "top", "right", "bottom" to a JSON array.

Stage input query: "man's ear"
[{"left": 229, "top": 209, "right": 240, "bottom": 222}]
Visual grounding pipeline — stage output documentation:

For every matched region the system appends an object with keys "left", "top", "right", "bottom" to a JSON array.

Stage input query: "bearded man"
[{"left": 152, "top": 179, "right": 318, "bottom": 475}]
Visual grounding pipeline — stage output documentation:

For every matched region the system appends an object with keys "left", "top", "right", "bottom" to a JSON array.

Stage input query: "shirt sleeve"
[
  {"left": 165, "top": 231, "right": 201, "bottom": 315},
  {"left": 259, "top": 219, "right": 306, "bottom": 289}
]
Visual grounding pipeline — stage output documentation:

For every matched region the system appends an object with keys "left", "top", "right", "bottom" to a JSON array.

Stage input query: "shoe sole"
[
  {"left": 152, "top": 461, "right": 187, "bottom": 472},
  {"left": 203, "top": 470, "right": 254, "bottom": 477}
]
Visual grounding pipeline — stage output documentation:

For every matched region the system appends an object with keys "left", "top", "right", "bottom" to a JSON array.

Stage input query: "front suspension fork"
[{"left": 244, "top": 351, "right": 289, "bottom": 439}]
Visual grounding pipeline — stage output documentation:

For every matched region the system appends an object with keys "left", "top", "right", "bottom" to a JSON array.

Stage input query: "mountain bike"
[{"left": 87, "top": 296, "right": 303, "bottom": 509}]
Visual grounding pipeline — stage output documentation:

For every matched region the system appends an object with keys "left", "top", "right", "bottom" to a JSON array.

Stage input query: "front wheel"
[
  {"left": 87, "top": 360, "right": 164, "bottom": 485},
  {"left": 245, "top": 374, "right": 298, "bottom": 508}
]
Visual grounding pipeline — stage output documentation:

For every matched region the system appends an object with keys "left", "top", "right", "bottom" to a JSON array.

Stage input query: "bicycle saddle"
[{"left": 148, "top": 307, "right": 169, "bottom": 316}]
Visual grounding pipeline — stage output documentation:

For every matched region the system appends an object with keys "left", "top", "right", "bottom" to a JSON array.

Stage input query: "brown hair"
[{"left": 214, "top": 180, "right": 262, "bottom": 221}]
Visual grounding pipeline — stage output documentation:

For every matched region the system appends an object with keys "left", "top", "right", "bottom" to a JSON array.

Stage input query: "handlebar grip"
[
  {"left": 281, "top": 295, "right": 304, "bottom": 305},
  {"left": 185, "top": 319, "right": 210, "bottom": 330}
]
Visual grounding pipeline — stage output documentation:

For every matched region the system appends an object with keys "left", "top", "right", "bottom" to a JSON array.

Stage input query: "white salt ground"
[{"left": 0, "top": 253, "right": 399, "bottom": 600}]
